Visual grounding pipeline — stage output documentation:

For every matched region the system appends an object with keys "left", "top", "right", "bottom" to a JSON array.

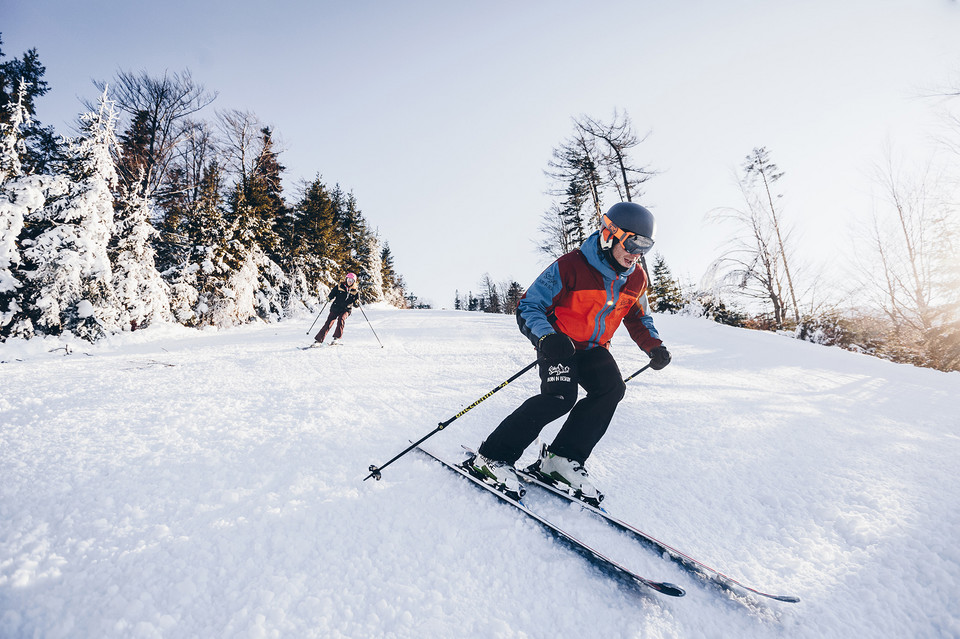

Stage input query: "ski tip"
[
  {"left": 651, "top": 582, "right": 685, "bottom": 597},
  {"left": 770, "top": 594, "right": 801, "bottom": 603}
]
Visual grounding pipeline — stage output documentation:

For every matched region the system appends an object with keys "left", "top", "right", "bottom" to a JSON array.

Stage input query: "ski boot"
[
  {"left": 465, "top": 453, "right": 524, "bottom": 501},
  {"left": 534, "top": 444, "right": 603, "bottom": 506}
]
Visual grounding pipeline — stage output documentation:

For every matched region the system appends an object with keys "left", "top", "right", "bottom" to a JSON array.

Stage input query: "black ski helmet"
[{"left": 599, "top": 202, "right": 656, "bottom": 255}]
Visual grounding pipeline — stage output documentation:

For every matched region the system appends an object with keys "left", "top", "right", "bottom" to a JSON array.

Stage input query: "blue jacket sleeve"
[{"left": 516, "top": 261, "right": 564, "bottom": 347}]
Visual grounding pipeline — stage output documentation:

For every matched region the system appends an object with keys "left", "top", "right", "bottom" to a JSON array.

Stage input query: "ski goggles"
[{"left": 602, "top": 214, "right": 654, "bottom": 255}]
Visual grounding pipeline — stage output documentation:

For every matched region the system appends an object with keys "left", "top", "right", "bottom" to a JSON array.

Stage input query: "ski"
[
  {"left": 514, "top": 460, "right": 800, "bottom": 604},
  {"left": 300, "top": 342, "right": 340, "bottom": 350},
  {"left": 415, "top": 445, "right": 685, "bottom": 598}
]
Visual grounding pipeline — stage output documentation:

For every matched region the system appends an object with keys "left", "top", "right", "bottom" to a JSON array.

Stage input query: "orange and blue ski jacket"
[{"left": 517, "top": 231, "right": 662, "bottom": 353}]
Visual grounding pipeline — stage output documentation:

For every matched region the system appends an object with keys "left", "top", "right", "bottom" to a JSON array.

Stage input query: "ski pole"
[
  {"left": 306, "top": 300, "right": 330, "bottom": 335},
  {"left": 357, "top": 304, "right": 384, "bottom": 348},
  {"left": 365, "top": 359, "right": 538, "bottom": 481},
  {"left": 623, "top": 362, "right": 651, "bottom": 384}
]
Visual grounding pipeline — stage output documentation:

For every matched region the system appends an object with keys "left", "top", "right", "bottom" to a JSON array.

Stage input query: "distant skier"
[
  {"left": 313, "top": 272, "right": 361, "bottom": 346},
  {"left": 471, "top": 202, "right": 671, "bottom": 503}
]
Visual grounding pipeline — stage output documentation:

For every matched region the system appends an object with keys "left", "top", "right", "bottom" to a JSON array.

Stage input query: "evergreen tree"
[
  {"left": 243, "top": 126, "right": 285, "bottom": 258},
  {"left": 337, "top": 191, "right": 367, "bottom": 275},
  {"left": 115, "top": 109, "right": 152, "bottom": 190},
  {"left": 0, "top": 95, "right": 46, "bottom": 336},
  {"left": 219, "top": 187, "right": 286, "bottom": 325},
  {"left": 379, "top": 242, "right": 405, "bottom": 307},
  {"left": 390, "top": 272, "right": 409, "bottom": 308},
  {"left": 110, "top": 186, "right": 171, "bottom": 329},
  {"left": 174, "top": 161, "right": 232, "bottom": 326},
  {"left": 380, "top": 242, "right": 397, "bottom": 290},
  {"left": 18, "top": 92, "right": 121, "bottom": 340},
  {"left": 355, "top": 231, "right": 383, "bottom": 303},
  {"left": 504, "top": 281, "right": 525, "bottom": 314},
  {"left": 649, "top": 253, "right": 684, "bottom": 313},
  {"left": 0, "top": 165, "right": 22, "bottom": 335},
  {"left": 691, "top": 292, "right": 747, "bottom": 327},
  {"left": 153, "top": 119, "right": 218, "bottom": 275},
  {"left": 214, "top": 126, "right": 290, "bottom": 325},
  {"left": 0, "top": 83, "right": 26, "bottom": 182},
  {"left": 0, "top": 35, "right": 58, "bottom": 174},
  {"left": 290, "top": 176, "right": 338, "bottom": 272},
  {"left": 1, "top": 73, "right": 53, "bottom": 338},
  {"left": 285, "top": 176, "right": 349, "bottom": 308},
  {"left": 0, "top": 36, "right": 48, "bottom": 121}
]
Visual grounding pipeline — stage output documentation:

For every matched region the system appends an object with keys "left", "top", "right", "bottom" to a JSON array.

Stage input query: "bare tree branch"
[{"left": 91, "top": 69, "right": 217, "bottom": 198}]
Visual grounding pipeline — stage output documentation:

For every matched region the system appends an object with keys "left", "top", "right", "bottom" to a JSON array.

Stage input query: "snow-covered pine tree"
[
  {"left": 354, "top": 231, "right": 383, "bottom": 304},
  {"left": 205, "top": 187, "right": 255, "bottom": 326},
  {"left": 0, "top": 180, "right": 29, "bottom": 335},
  {"left": 0, "top": 83, "right": 27, "bottom": 182},
  {"left": 252, "top": 247, "right": 287, "bottom": 322},
  {"left": 337, "top": 191, "right": 366, "bottom": 276},
  {"left": 217, "top": 126, "right": 288, "bottom": 324},
  {"left": 649, "top": 253, "right": 684, "bottom": 313},
  {"left": 290, "top": 177, "right": 342, "bottom": 293},
  {"left": 0, "top": 40, "right": 58, "bottom": 174},
  {"left": 18, "top": 90, "right": 121, "bottom": 340},
  {"left": 174, "top": 161, "right": 231, "bottom": 326},
  {"left": 380, "top": 242, "right": 406, "bottom": 307},
  {"left": 1, "top": 90, "right": 32, "bottom": 335},
  {"left": 242, "top": 126, "right": 285, "bottom": 260},
  {"left": 380, "top": 242, "right": 397, "bottom": 290},
  {"left": 110, "top": 184, "right": 171, "bottom": 330}
]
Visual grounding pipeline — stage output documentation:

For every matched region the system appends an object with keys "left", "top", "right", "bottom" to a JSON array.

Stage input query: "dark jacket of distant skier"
[
  {"left": 328, "top": 281, "right": 360, "bottom": 315},
  {"left": 313, "top": 276, "right": 361, "bottom": 345}
]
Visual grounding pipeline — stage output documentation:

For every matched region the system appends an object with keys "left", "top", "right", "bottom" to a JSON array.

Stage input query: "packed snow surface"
[{"left": 1, "top": 308, "right": 958, "bottom": 638}]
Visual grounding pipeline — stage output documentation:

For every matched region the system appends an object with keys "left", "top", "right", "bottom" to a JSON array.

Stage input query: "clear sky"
[{"left": 4, "top": 0, "right": 959, "bottom": 308}]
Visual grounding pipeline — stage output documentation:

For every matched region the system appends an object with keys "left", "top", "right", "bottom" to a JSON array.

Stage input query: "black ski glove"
[
  {"left": 648, "top": 345, "right": 672, "bottom": 370},
  {"left": 538, "top": 333, "right": 575, "bottom": 361}
]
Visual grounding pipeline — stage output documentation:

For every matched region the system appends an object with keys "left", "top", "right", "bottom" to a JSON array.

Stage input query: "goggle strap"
[{"left": 603, "top": 214, "right": 651, "bottom": 255}]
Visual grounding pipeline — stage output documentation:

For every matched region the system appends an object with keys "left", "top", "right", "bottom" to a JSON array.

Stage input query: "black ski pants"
[{"left": 478, "top": 346, "right": 626, "bottom": 465}]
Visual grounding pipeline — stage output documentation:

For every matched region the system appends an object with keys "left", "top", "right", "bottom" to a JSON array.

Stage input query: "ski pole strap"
[
  {"left": 623, "top": 362, "right": 651, "bottom": 384},
  {"left": 364, "top": 359, "right": 537, "bottom": 481}
]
